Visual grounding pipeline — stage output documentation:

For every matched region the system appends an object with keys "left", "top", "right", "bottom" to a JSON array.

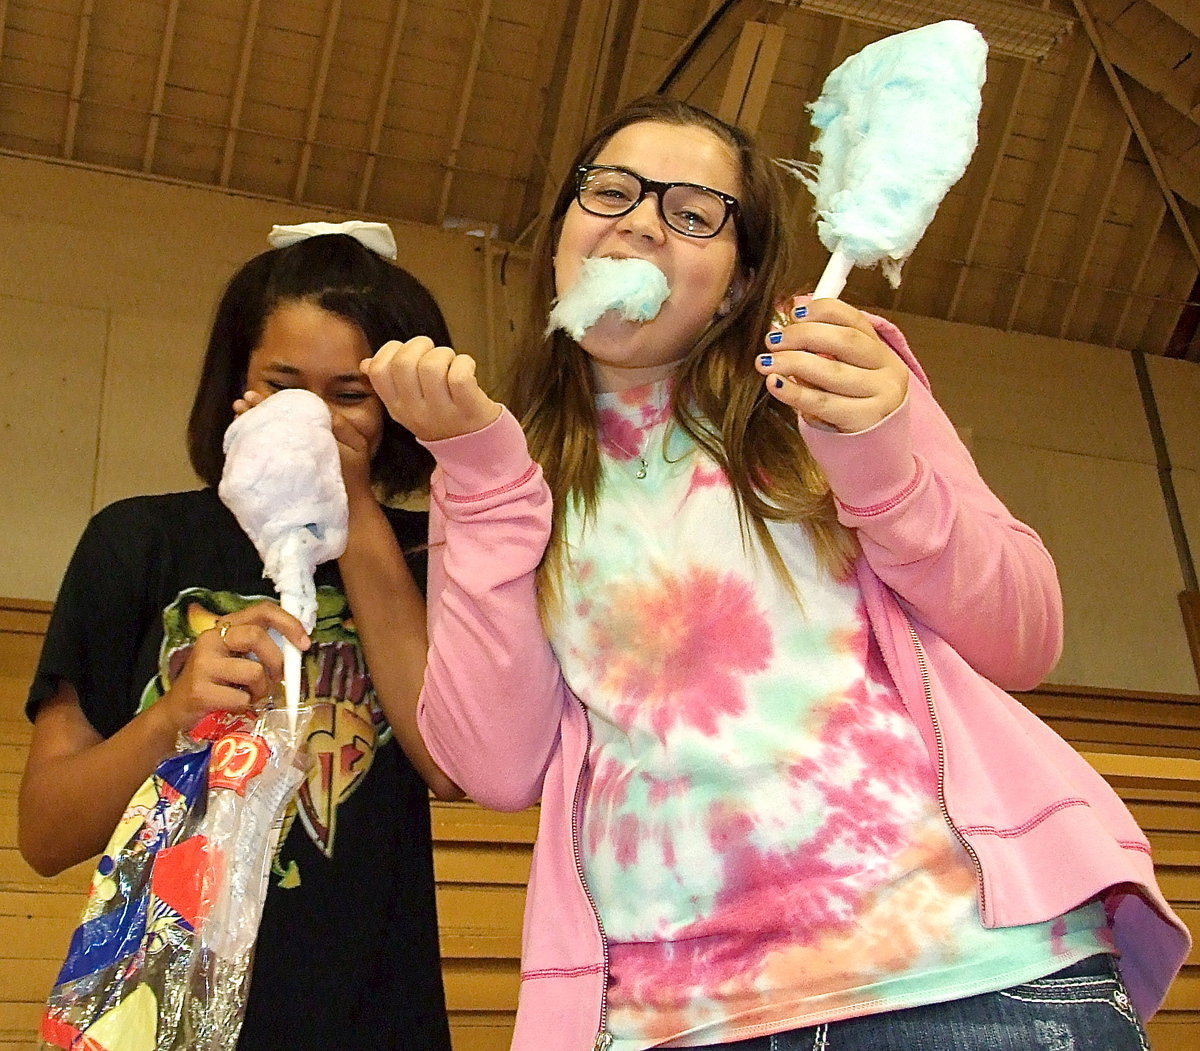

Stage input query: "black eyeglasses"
[{"left": 574, "top": 164, "right": 740, "bottom": 239}]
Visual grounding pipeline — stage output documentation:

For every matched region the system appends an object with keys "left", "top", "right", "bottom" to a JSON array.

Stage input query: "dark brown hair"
[
  {"left": 507, "top": 96, "right": 856, "bottom": 604},
  {"left": 188, "top": 233, "right": 450, "bottom": 499}
]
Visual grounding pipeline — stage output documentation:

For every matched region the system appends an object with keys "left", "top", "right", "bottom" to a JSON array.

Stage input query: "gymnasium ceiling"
[{"left": 1, "top": 0, "right": 1198, "bottom": 360}]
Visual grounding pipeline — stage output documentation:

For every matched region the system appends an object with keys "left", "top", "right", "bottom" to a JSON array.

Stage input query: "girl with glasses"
[{"left": 364, "top": 97, "right": 1187, "bottom": 1051}]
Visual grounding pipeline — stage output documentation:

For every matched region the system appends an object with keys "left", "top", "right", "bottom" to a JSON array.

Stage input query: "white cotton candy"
[
  {"left": 547, "top": 256, "right": 670, "bottom": 341},
  {"left": 799, "top": 19, "right": 987, "bottom": 287},
  {"left": 219, "top": 389, "right": 348, "bottom": 633}
]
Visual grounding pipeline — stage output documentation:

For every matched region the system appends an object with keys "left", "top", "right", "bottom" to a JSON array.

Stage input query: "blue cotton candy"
[
  {"left": 548, "top": 256, "right": 670, "bottom": 340},
  {"left": 799, "top": 20, "right": 987, "bottom": 286}
]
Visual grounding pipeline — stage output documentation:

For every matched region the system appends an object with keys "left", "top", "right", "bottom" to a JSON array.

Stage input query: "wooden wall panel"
[
  {"left": 0, "top": 296, "right": 108, "bottom": 605},
  {"left": 2, "top": 600, "right": 1197, "bottom": 1049}
]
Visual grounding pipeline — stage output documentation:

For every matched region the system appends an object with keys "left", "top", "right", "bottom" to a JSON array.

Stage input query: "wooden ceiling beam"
[
  {"left": 656, "top": 2, "right": 750, "bottom": 102},
  {"left": 1109, "top": 175, "right": 1166, "bottom": 347},
  {"left": 142, "top": 0, "right": 181, "bottom": 173},
  {"left": 500, "top": 0, "right": 575, "bottom": 237},
  {"left": 593, "top": 0, "right": 636, "bottom": 115},
  {"left": 718, "top": 19, "right": 785, "bottom": 132},
  {"left": 614, "top": 0, "right": 650, "bottom": 107},
  {"left": 436, "top": 0, "right": 493, "bottom": 226},
  {"left": 357, "top": 0, "right": 412, "bottom": 214},
  {"left": 537, "top": 0, "right": 625, "bottom": 221},
  {"left": 0, "top": 1, "right": 10, "bottom": 67},
  {"left": 1051, "top": 115, "right": 1132, "bottom": 338},
  {"left": 793, "top": 11, "right": 856, "bottom": 130},
  {"left": 294, "top": 0, "right": 343, "bottom": 203},
  {"left": 63, "top": 0, "right": 97, "bottom": 160},
  {"left": 932, "top": 56, "right": 1028, "bottom": 319},
  {"left": 1146, "top": 0, "right": 1200, "bottom": 40},
  {"left": 782, "top": 12, "right": 853, "bottom": 276},
  {"left": 996, "top": 40, "right": 1096, "bottom": 332},
  {"left": 1091, "top": 18, "right": 1198, "bottom": 122},
  {"left": 1159, "top": 151, "right": 1200, "bottom": 209},
  {"left": 810, "top": 10, "right": 853, "bottom": 90},
  {"left": 220, "top": 0, "right": 262, "bottom": 187},
  {"left": 1073, "top": 0, "right": 1200, "bottom": 272},
  {"left": 650, "top": 0, "right": 753, "bottom": 98}
]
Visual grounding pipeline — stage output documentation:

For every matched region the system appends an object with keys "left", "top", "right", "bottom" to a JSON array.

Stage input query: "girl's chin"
[
  {"left": 583, "top": 339, "right": 689, "bottom": 392},
  {"left": 577, "top": 309, "right": 649, "bottom": 346}
]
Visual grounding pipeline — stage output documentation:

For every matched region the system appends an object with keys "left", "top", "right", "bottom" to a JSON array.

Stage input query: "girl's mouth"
[{"left": 547, "top": 257, "right": 670, "bottom": 341}]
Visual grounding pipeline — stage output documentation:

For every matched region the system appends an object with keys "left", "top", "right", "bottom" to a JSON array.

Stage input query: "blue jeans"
[{"left": 691, "top": 955, "right": 1150, "bottom": 1050}]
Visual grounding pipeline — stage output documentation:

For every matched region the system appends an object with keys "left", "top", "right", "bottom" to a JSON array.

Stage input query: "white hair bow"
[{"left": 267, "top": 220, "right": 397, "bottom": 260}]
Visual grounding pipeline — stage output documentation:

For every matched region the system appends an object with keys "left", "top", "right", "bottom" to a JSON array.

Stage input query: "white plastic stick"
[
  {"left": 279, "top": 591, "right": 303, "bottom": 737},
  {"left": 813, "top": 245, "right": 853, "bottom": 301}
]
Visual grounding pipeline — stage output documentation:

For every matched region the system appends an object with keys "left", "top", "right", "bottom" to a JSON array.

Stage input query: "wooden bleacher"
[
  {"left": 1016, "top": 684, "right": 1200, "bottom": 1049},
  {"left": 1, "top": 599, "right": 1197, "bottom": 1049}
]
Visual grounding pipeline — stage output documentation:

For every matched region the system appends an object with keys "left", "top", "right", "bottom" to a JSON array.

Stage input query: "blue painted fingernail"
[
  {"left": 774, "top": 376, "right": 785, "bottom": 389},
  {"left": 758, "top": 354, "right": 773, "bottom": 367},
  {"left": 767, "top": 331, "right": 782, "bottom": 345},
  {"left": 794, "top": 305, "right": 808, "bottom": 319}
]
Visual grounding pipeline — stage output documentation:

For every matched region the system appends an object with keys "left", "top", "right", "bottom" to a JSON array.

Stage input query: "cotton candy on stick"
[
  {"left": 219, "top": 389, "right": 348, "bottom": 735},
  {"left": 548, "top": 256, "right": 670, "bottom": 340},
  {"left": 793, "top": 20, "right": 987, "bottom": 300}
]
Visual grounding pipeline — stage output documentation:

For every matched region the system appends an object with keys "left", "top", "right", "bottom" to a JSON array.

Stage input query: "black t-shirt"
[{"left": 29, "top": 488, "right": 452, "bottom": 1051}]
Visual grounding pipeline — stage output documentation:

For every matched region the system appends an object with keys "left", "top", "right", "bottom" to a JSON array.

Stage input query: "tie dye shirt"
[{"left": 549, "top": 380, "right": 1112, "bottom": 1050}]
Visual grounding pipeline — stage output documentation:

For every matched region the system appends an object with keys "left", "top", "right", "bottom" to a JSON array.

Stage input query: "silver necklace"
[{"left": 604, "top": 435, "right": 649, "bottom": 479}]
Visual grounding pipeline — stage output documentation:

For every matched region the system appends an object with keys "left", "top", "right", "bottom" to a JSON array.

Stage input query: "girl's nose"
[{"left": 617, "top": 195, "right": 666, "bottom": 242}]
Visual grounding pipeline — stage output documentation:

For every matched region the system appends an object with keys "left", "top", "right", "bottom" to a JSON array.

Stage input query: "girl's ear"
[{"left": 716, "top": 269, "right": 753, "bottom": 319}]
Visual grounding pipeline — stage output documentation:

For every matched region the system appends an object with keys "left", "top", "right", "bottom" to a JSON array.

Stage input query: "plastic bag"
[{"left": 40, "top": 704, "right": 312, "bottom": 1051}]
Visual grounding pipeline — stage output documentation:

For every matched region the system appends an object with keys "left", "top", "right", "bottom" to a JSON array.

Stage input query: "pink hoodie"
[{"left": 417, "top": 318, "right": 1190, "bottom": 1051}]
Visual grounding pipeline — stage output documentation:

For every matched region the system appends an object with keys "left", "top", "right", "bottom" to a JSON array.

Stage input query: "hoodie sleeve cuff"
[
  {"left": 419, "top": 408, "right": 536, "bottom": 500},
  {"left": 799, "top": 394, "right": 921, "bottom": 518}
]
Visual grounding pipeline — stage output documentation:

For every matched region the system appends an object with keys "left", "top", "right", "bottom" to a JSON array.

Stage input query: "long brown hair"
[{"left": 507, "top": 97, "right": 857, "bottom": 607}]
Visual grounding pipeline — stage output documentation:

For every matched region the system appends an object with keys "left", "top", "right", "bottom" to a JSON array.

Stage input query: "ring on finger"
[{"left": 217, "top": 620, "right": 232, "bottom": 643}]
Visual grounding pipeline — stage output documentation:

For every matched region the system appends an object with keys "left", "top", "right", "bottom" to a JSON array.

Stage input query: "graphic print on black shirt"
[{"left": 138, "top": 584, "right": 390, "bottom": 886}]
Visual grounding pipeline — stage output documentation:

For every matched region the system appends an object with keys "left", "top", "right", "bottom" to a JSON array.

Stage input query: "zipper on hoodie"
[
  {"left": 572, "top": 700, "right": 612, "bottom": 1050},
  {"left": 904, "top": 616, "right": 988, "bottom": 919}
]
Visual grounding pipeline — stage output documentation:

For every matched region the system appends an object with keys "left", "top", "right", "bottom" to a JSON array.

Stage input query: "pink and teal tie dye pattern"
[{"left": 549, "top": 381, "right": 1113, "bottom": 1050}]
